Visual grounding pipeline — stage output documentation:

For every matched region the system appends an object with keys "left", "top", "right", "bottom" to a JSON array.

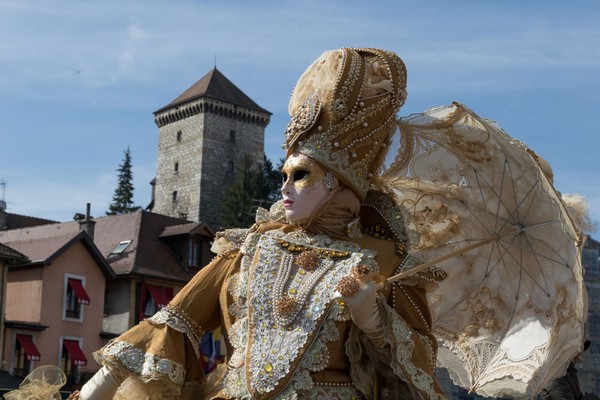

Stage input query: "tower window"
[
  {"left": 228, "top": 161, "right": 234, "bottom": 173},
  {"left": 176, "top": 131, "right": 182, "bottom": 142},
  {"left": 229, "top": 130, "right": 236, "bottom": 143},
  {"left": 174, "top": 162, "right": 179, "bottom": 174},
  {"left": 172, "top": 191, "right": 178, "bottom": 203}
]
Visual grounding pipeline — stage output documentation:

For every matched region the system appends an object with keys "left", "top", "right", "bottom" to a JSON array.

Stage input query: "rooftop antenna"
[{"left": 214, "top": 53, "right": 217, "bottom": 69}]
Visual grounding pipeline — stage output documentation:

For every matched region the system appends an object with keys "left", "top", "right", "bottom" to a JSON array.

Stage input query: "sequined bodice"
[{"left": 222, "top": 230, "right": 377, "bottom": 399}]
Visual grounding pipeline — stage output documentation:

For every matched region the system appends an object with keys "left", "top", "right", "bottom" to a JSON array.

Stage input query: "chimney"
[
  {"left": 0, "top": 202, "right": 6, "bottom": 230},
  {"left": 0, "top": 180, "right": 7, "bottom": 230},
  {"left": 78, "top": 203, "right": 96, "bottom": 241}
]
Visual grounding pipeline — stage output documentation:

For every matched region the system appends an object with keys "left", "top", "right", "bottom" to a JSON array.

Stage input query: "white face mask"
[{"left": 280, "top": 153, "right": 332, "bottom": 223}]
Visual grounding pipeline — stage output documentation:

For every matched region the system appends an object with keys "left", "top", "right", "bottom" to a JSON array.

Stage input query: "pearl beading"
[
  {"left": 398, "top": 284, "right": 430, "bottom": 332},
  {"left": 391, "top": 255, "right": 431, "bottom": 332},
  {"left": 314, "top": 381, "right": 354, "bottom": 386},
  {"left": 272, "top": 252, "right": 335, "bottom": 327},
  {"left": 244, "top": 234, "right": 368, "bottom": 396}
]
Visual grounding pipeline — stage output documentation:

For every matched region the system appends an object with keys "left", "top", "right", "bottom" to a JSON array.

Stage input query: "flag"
[{"left": 199, "top": 328, "right": 223, "bottom": 373}]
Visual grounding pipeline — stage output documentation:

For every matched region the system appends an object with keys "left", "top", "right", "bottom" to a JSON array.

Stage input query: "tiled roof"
[
  {"left": 159, "top": 221, "right": 214, "bottom": 238},
  {"left": 0, "top": 242, "right": 28, "bottom": 264},
  {"left": 5, "top": 232, "right": 81, "bottom": 263},
  {"left": 0, "top": 211, "right": 212, "bottom": 283},
  {"left": 155, "top": 67, "right": 270, "bottom": 114},
  {"left": 2, "top": 212, "right": 57, "bottom": 230},
  {"left": 2, "top": 230, "right": 114, "bottom": 277}
]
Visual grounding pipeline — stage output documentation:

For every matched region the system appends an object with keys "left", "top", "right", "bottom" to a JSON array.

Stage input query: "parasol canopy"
[{"left": 383, "top": 102, "right": 588, "bottom": 398}]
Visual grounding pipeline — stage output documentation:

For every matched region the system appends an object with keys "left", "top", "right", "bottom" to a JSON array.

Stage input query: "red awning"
[
  {"left": 68, "top": 278, "right": 90, "bottom": 305},
  {"left": 63, "top": 340, "right": 87, "bottom": 366},
  {"left": 147, "top": 285, "right": 170, "bottom": 309},
  {"left": 16, "top": 334, "right": 41, "bottom": 361}
]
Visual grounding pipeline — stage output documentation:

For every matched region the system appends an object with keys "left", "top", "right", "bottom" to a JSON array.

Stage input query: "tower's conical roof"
[{"left": 155, "top": 67, "right": 270, "bottom": 114}]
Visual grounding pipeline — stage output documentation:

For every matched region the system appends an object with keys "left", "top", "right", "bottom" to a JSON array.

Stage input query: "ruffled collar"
[{"left": 292, "top": 186, "right": 361, "bottom": 240}]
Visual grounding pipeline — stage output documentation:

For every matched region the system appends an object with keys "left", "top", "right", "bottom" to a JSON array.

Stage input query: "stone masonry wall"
[
  {"left": 153, "top": 103, "right": 204, "bottom": 221},
  {"left": 200, "top": 106, "right": 264, "bottom": 229},
  {"left": 153, "top": 97, "right": 267, "bottom": 229}
]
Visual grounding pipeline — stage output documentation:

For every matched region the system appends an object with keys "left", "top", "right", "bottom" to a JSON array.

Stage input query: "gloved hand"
[
  {"left": 79, "top": 366, "right": 124, "bottom": 400},
  {"left": 335, "top": 274, "right": 385, "bottom": 338}
]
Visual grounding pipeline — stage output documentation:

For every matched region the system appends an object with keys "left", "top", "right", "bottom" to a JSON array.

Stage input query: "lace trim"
[
  {"left": 362, "top": 189, "right": 410, "bottom": 246},
  {"left": 147, "top": 305, "right": 204, "bottom": 358},
  {"left": 416, "top": 332, "right": 437, "bottom": 369},
  {"left": 383, "top": 302, "right": 444, "bottom": 400},
  {"left": 298, "top": 384, "right": 365, "bottom": 399},
  {"left": 211, "top": 228, "right": 250, "bottom": 254},
  {"left": 97, "top": 340, "right": 185, "bottom": 387},
  {"left": 255, "top": 200, "right": 287, "bottom": 224},
  {"left": 269, "top": 229, "right": 375, "bottom": 257},
  {"left": 112, "top": 373, "right": 202, "bottom": 399}
]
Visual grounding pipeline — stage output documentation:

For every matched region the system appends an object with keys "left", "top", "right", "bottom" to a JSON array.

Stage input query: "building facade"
[
  {"left": 151, "top": 68, "right": 271, "bottom": 229},
  {"left": 1, "top": 230, "right": 113, "bottom": 388},
  {"left": 0, "top": 209, "right": 215, "bottom": 391}
]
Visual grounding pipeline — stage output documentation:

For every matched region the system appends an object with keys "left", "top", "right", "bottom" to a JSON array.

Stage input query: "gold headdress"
[{"left": 283, "top": 48, "right": 407, "bottom": 200}]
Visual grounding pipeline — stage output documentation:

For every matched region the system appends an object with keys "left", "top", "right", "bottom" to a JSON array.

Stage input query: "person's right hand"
[{"left": 67, "top": 390, "right": 80, "bottom": 400}]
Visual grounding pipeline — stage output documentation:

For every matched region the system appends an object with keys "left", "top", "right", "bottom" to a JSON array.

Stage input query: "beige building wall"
[
  {"left": 5, "top": 267, "right": 43, "bottom": 322},
  {"left": 4, "top": 241, "right": 107, "bottom": 373}
]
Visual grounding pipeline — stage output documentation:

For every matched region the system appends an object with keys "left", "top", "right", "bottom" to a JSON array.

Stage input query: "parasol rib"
[{"left": 387, "top": 220, "right": 559, "bottom": 283}]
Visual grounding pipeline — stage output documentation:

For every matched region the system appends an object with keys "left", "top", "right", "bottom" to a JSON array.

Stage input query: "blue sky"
[{"left": 1, "top": 1, "right": 599, "bottom": 234}]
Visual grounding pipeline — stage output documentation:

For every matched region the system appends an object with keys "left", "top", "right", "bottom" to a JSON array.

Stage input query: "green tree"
[
  {"left": 106, "top": 147, "right": 141, "bottom": 215},
  {"left": 257, "top": 155, "right": 284, "bottom": 204},
  {"left": 220, "top": 154, "right": 282, "bottom": 228}
]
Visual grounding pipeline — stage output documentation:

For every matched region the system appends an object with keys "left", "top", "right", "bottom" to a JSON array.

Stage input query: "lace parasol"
[{"left": 384, "top": 102, "right": 588, "bottom": 398}]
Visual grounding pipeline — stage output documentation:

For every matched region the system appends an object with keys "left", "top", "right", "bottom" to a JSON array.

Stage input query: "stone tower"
[{"left": 151, "top": 68, "right": 271, "bottom": 229}]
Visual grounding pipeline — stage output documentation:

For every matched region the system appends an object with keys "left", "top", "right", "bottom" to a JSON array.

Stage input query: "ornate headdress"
[{"left": 283, "top": 48, "right": 407, "bottom": 200}]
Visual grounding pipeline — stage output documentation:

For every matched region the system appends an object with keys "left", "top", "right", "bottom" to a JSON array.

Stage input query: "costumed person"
[
  {"left": 538, "top": 340, "right": 589, "bottom": 400},
  {"left": 69, "top": 47, "right": 447, "bottom": 400}
]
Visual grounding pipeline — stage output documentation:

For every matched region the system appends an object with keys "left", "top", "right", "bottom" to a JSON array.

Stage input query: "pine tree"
[
  {"left": 257, "top": 155, "right": 284, "bottom": 205},
  {"left": 106, "top": 147, "right": 141, "bottom": 215}
]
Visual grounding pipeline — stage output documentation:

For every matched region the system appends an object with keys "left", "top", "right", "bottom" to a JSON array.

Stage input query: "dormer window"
[{"left": 188, "top": 238, "right": 201, "bottom": 268}]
